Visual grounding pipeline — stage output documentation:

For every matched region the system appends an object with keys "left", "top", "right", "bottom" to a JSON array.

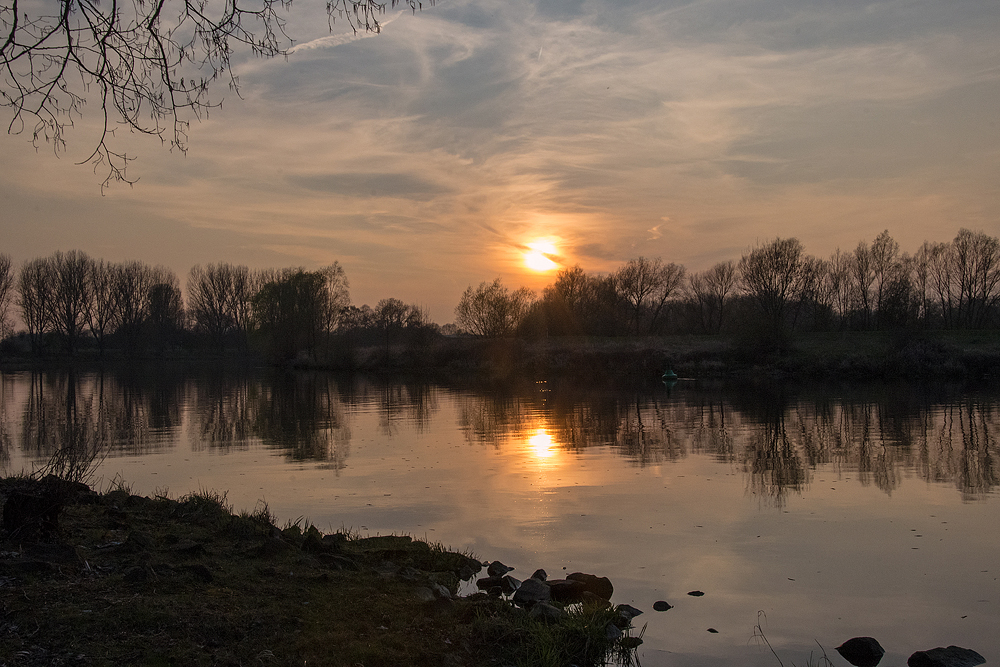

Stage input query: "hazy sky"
[{"left": 2, "top": 0, "right": 999, "bottom": 322}]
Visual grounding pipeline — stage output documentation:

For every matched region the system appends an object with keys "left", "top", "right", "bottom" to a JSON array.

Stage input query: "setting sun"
[{"left": 524, "top": 240, "right": 560, "bottom": 272}]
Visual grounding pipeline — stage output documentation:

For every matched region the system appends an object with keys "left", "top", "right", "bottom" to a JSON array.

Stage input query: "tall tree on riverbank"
[
  {"left": 49, "top": 250, "right": 94, "bottom": 356},
  {"left": 87, "top": 260, "right": 118, "bottom": 357},
  {"left": 188, "top": 263, "right": 259, "bottom": 352},
  {"left": 738, "top": 238, "right": 808, "bottom": 332},
  {"left": 17, "top": 258, "right": 53, "bottom": 354},
  {"left": 0, "top": 254, "right": 13, "bottom": 340},
  {"left": 687, "top": 261, "right": 737, "bottom": 334},
  {"left": 613, "top": 257, "right": 686, "bottom": 335},
  {"left": 252, "top": 264, "right": 350, "bottom": 362},
  {"left": 455, "top": 278, "right": 534, "bottom": 338},
  {"left": 953, "top": 228, "right": 1000, "bottom": 328}
]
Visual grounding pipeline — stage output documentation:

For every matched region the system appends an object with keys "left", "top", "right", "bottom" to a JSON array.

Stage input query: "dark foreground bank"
[{"left": 0, "top": 475, "right": 641, "bottom": 667}]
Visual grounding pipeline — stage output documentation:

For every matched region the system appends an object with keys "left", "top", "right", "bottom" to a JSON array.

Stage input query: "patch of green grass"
[{"left": 467, "top": 597, "right": 642, "bottom": 667}]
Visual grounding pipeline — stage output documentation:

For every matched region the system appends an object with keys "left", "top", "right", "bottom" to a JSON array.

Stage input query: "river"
[{"left": 1, "top": 369, "right": 997, "bottom": 666}]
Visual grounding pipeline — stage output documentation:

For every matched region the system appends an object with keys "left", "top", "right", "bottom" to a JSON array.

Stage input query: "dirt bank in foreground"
[{"left": 0, "top": 476, "right": 639, "bottom": 667}]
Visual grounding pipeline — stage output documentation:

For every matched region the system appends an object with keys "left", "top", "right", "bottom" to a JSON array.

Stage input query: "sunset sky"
[{"left": 2, "top": 0, "right": 998, "bottom": 323}]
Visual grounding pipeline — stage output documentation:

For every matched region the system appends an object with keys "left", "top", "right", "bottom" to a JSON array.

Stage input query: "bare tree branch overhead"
[{"left": 1, "top": 0, "right": 430, "bottom": 189}]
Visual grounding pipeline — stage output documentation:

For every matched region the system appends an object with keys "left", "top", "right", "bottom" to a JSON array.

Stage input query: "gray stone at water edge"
[
  {"left": 548, "top": 578, "right": 588, "bottom": 603},
  {"left": 530, "top": 568, "right": 547, "bottom": 581},
  {"left": 429, "top": 582, "right": 452, "bottom": 599},
  {"left": 512, "top": 577, "right": 550, "bottom": 607},
  {"left": 500, "top": 574, "right": 520, "bottom": 596},
  {"left": 616, "top": 604, "right": 644, "bottom": 624},
  {"left": 487, "top": 560, "right": 514, "bottom": 577},
  {"left": 836, "top": 637, "right": 885, "bottom": 667},
  {"left": 566, "top": 572, "right": 614, "bottom": 600},
  {"left": 907, "top": 646, "right": 986, "bottom": 667},
  {"left": 528, "top": 601, "right": 567, "bottom": 625}
]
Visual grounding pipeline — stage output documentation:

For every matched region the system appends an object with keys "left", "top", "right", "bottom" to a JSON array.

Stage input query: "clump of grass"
[
  {"left": 468, "top": 598, "right": 643, "bottom": 667},
  {"left": 752, "top": 611, "right": 834, "bottom": 667}
]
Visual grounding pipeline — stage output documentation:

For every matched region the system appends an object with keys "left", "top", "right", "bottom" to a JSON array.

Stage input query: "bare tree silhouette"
[{"left": 2, "top": 0, "right": 430, "bottom": 188}]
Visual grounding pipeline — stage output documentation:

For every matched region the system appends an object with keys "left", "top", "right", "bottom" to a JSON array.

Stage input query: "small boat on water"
[{"left": 661, "top": 369, "right": 678, "bottom": 381}]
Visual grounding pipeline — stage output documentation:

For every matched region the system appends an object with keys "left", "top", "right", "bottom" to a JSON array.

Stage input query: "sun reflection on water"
[{"left": 528, "top": 428, "right": 556, "bottom": 459}]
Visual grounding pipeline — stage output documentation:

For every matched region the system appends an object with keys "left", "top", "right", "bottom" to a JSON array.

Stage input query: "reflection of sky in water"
[{"left": 1, "top": 372, "right": 998, "bottom": 666}]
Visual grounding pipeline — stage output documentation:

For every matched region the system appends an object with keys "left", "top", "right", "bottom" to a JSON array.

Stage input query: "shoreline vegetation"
[
  {"left": 2, "top": 228, "right": 999, "bottom": 382},
  {"left": 2, "top": 331, "right": 999, "bottom": 383},
  {"left": 0, "top": 475, "right": 643, "bottom": 667}
]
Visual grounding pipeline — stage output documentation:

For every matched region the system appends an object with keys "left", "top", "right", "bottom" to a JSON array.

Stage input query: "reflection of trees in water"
[
  {"left": 108, "top": 369, "right": 184, "bottom": 454},
  {"left": 341, "top": 378, "right": 438, "bottom": 437},
  {"left": 0, "top": 375, "right": 14, "bottom": 467},
  {"left": 248, "top": 374, "right": 350, "bottom": 468},
  {"left": 457, "top": 384, "right": 688, "bottom": 466},
  {"left": 700, "top": 385, "right": 999, "bottom": 503},
  {"left": 454, "top": 380, "right": 999, "bottom": 503},
  {"left": 191, "top": 372, "right": 258, "bottom": 450},
  {"left": 189, "top": 372, "right": 353, "bottom": 468},
  {"left": 189, "top": 374, "right": 443, "bottom": 465},
  {"left": 2, "top": 371, "right": 996, "bottom": 499},
  {"left": 14, "top": 370, "right": 173, "bottom": 474},
  {"left": 606, "top": 395, "right": 686, "bottom": 465},
  {"left": 457, "top": 388, "right": 531, "bottom": 449},
  {"left": 921, "top": 401, "right": 998, "bottom": 501}
]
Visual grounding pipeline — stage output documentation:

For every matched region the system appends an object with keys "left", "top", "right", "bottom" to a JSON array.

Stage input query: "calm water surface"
[{"left": 1, "top": 370, "right": 998, "bottom": 666}]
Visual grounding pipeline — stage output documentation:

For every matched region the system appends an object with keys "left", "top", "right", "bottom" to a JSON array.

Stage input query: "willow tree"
[
  {"left": 0, "top": 253, "right": 13, "bottom": 339},
  {"left": 251, "top": 263, "right": 349, "bottom": 362}
]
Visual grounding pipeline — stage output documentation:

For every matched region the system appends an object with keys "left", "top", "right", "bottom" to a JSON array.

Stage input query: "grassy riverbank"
[
  {"left": 2, "top": 329, "right": 998, "bottom": 383},
  {"left": 0, "top": 476, "right": 640, "bottom": 667},
  {"left": 416, "top": 330, "right": 1000, "bottom": 383}
]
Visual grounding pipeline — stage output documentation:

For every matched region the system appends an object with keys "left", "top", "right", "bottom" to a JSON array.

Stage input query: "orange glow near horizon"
[{"left": 524, "top": 239, "right": 560, "bottom": 272}]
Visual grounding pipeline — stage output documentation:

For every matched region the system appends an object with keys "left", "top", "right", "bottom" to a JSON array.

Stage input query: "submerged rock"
[
  {"left": 907, "top": 646, "right": 986, "bottom": 667},
  {"left": 836, "top": 637, "right": 885, "bottom": 667},
  {"left": 653, "top": 600, "right": 673, "bottom": 611}
]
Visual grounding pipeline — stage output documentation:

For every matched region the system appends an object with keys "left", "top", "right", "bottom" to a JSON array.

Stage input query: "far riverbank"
[{"left": 2, "top": 330, "right": 998, "bottom": 383}]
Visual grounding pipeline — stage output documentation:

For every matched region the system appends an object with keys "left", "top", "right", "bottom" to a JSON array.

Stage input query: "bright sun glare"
[
  {"left": 524, "top": 240, "right": 559, "bottom": 272},
  {"left": 528, "top": 428, "right": 556, "bottom": 459}
]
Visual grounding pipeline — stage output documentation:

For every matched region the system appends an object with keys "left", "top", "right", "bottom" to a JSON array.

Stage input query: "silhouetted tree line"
[
  {"left": 0, "top": 253, "right": 433, "bottom": 363},
  {"left": 0, "top": 227, "right": 996, "bottom": 364},
  {"left": 455, "top": 227, "right": 1000, "bottom": 339}
]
